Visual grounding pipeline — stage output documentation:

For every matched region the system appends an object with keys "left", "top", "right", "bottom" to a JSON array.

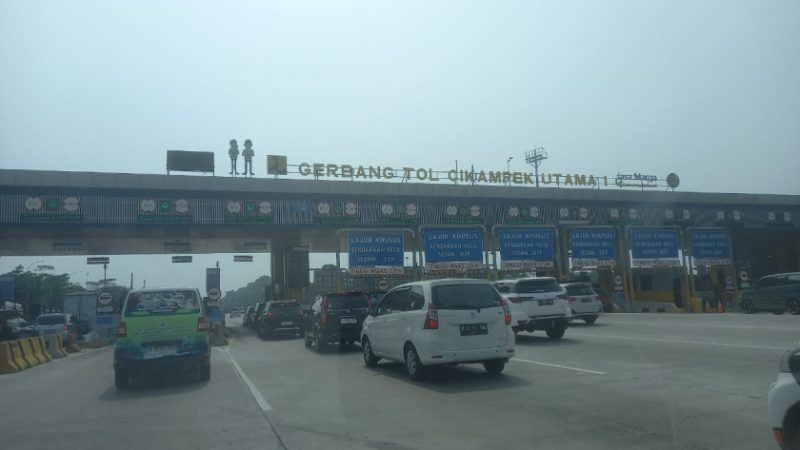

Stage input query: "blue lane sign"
[
  {"left": 498, "top": 228, "right": 555, "bottom": 269},
  {"left": 348, "top": 233, "right": 404, "bottom": 275},
  {"left": 691, "top": 229, "right": 731, "bottom": 266},
  {"left": 629, "top": 228, "right": 681, "bottom": 267},
  {"left": 424, "top": 228, "right": 484, "bottom": 270},
  {"left": 570, "top": 228, "right": 616, "bottom": 267}
]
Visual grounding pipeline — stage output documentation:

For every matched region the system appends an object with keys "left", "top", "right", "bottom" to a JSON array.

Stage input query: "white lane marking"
[
  {"left": 216, "top": 347, "right": 272, "bottom": 412},
  {"left": 568, "top": 332, "right": 787, "bottom": 351},
  {"left": 511, "top": 358, "right": 607, "bottom": 375}
]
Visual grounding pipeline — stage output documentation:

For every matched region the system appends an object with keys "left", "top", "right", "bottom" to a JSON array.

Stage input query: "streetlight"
[
  {"left": 506, "top": 157, "right": 514, "bottom": 186},
  {"left": 525, "top": 147, "right": 548, "bottom": 188}
]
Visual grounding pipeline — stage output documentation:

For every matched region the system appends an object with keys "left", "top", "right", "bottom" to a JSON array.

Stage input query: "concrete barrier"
[
  {"left": 9, "top": 341, "right": 29, "bottom": 370},
  {"left": 43, "top": 334, "right": 68, "bottom": 358},
  {"left": 32, "top": 336, "right": 53, "bottom": 363},
  {"left": 0, "top": 341, "right": 22, "bottom": 374},
  {"left": 17, "top": 339, "right": 41, "bottom": 367}
]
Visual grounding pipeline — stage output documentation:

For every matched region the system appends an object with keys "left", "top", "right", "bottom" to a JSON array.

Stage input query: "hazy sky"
[{"left": 1, "top": 1, "right": 798, "bottom": 292}]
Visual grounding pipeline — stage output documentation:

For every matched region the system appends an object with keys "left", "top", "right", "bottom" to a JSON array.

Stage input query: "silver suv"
[{"left": 739, "top": 272, "right": 800, "bottom": 315}]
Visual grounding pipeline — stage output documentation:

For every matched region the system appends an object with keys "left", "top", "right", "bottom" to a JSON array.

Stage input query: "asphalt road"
[{"left": 1, "top": 312, "right": 798, "bottom": 450}]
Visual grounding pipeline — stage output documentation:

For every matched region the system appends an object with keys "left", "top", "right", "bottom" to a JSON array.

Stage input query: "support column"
[{"left": 270, "top": 232, "right": 305, "bottom": 301}]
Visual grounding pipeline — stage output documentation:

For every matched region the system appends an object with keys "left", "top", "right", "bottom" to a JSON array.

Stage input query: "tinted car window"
[
  {"left": 515, "top": 279, "right": 562, "bottom": 293},
  {"left": 432, "top": 284, "right": 502, "bottom": 310},
  {"left": 566, "top": 285, "right": 594, "bottom": 295},
  {"left": 36, "top": 315, "right": 66, "bottom": 325},
  {"left": 327, "top": 293, "right": 369, "bottom": 309},
  {"left": 377, "top": 290, "right": 406, "bottom": 315},
  {"left": 268, "top": 302, "right": 300, "bottom": 311},
  {"left": 409, "top": 286, "right": 425, "bottom": 310},
  {"left": 124, "top": 290, "right": 199, "bottom": 314}
]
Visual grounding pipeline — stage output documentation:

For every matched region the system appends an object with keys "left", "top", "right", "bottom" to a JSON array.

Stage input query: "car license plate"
[
  {"left": 538, "top": 299, "right": 554, "bottom": 306},
  {"left": 281, "top": 321, "right": 293, "bottom": 326},
  {"left": 459, "top": 323, "right": 488, "bottom": 336},
  {"left": 144, "top": 344, "right": 177, "bottom": 358},
  {"left": 340, "top": 317, "right": 357, "bottom": 325},
  {"left": 581, "top": 298, "right": 593, "bottom": 303}
]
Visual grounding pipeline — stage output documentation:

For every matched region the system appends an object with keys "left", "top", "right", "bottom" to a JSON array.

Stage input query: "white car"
[
  {"left": 768, "top": 339, "right": 800, "bottom": 450},
  {"left": 361, "top": 279, "right": 515, "bottom": 380},
  {"left": 494, "top": 277, "right": 572, "bottom": 339},
  {"left": 561, "top": 282, "right": 604, "bottom": 324},
  {"left": 34, "top": 313, "right": 74, "bottom": 341}
]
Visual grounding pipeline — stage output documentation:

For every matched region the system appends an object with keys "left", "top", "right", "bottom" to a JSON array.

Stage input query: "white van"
[{"left": 360, "top": 279, "right": 515, "bottom": 380}]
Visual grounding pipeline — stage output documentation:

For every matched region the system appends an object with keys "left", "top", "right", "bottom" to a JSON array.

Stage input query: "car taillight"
[
  {"left": 502, "top": 299, "right": 512, "bottom": 325},
  {"left": 423, "top": 303, "right": 438, "bottom": 329},
  {"left": 320, "top": 298, "right": 329, "bottom": 325},
  {"left": 566, "top": 296, "right": 577, "bottom": 303},
  {"left": 265, "top": 311, "right": 273, "bottom": 318},
  {"left": 197, "top": 317, "right": 209, "bottom": 332},
  {"left": 115, "top": 322, "right": 127, "bottom": 338}
]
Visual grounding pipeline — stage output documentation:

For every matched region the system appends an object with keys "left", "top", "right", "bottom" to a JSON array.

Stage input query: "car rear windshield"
[
  {"left": 515, "top": 279, "right": 562, "bottom": 293},
  {"left": 124, "top": 290, "right": 200, "bottom": 315},
  {"left": 566, "top": 285, "right": 595, "bottom": 296},
  {"left": 432, "top": 284, "right": 502, "bottom": 310},
  {"left": 36, "top": 315, "right": 66, "bottom": 325},
  {"left": 268, "top": 302, "right": 300, "bottom": 311},
  {"left": 326, "top": 293, "right": 369, "bottom": 309}
]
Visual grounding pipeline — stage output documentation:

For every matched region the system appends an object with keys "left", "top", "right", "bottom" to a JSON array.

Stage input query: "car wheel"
[
  {"left": 483, "top": 359, "right": 506, "bottom": 375},
  {"left": 546, "top": 326, "right": 566, "bottom": 340},
  {"left": 304, "top": 331, "right": 312, "bottom": 348},
  {"left": 362, "top": 337, "right": 379, "bottom": 367},
  {"left": 404, "top": 344, "right": 426, "bottom": 381},
  {"left": 584, "top": 316, "right": 597, "bottom": 325},
  {"left": 787, "top": 299, "right": 800, "bottom": 315},
  {"left": 314, "top": 330, "right": 326, "bottom": 353},
  {"left": 198, "top": 364, "right": 211, "bottom": 382},
  {"left": 740, "top": 300, "right": 754, "bottom": 314},
  {"left": 114, "top": 369, "right": 129, "bottom": 390}
]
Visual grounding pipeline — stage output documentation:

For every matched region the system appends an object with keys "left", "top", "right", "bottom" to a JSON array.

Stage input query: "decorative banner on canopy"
[
  {"left": 629, "top": 227, "right": 681, "bottom": 268},
  {"left": 570, "top": 228, "right": 617, "bottom": 268},
  {"left": 423, "top": 228, "right": 484, "bottom": 271},
  {"left": 348, "top": 233, "right": 405, "bottom": 275},
  {"left": 498, "top": 228, "right": 555, "bottom": 269},
  {"left": 691, "top": 229, "right": 732, "bottom": 266}
]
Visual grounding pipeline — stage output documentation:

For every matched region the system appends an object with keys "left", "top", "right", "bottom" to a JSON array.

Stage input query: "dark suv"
[
  {"left": 304, "top": 291, "right": 371, "bottom": 352},
  {"left": 739, "top": 272, "right": 800, "bottom": 315},
  {"left": 256, "top": 301, "right": 303, "bottom": 338}
]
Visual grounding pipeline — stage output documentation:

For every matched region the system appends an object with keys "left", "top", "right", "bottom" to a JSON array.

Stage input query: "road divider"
[
  {"left": 43, "top": 334, "right": 68, "bottom": 358},
  {"left": 18, "top": 338, "right": 42, "bottom": 367},
  {"left": 32, "top": 336, "right": 53, "bottom": 363},
  {"left": 0, "top": 341, "right": 22, "bottom": 373}
]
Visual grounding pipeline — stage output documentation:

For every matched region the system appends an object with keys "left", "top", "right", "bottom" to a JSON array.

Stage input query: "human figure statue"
[
  {"left": 242, "top": 139, "right": 255, "bottom": 177},
  {"left": 228, "top": 139, "right": 239, "bottom": 176}
]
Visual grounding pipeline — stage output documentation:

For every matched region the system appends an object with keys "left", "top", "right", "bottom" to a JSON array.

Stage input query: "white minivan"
[
  {"left": 361, "top": 279, "right": 515, "bottom": 380},
  {"left": 494, "top": 277, "right": 572, "bottom": 339}
]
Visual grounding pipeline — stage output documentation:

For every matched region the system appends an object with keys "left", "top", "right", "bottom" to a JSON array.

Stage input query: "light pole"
[
  {"left": 525, "top": 147, "right": 548, "bottom": 188},
  {"left": 506, "top": 157, "right": 514, "bottom": 185}
]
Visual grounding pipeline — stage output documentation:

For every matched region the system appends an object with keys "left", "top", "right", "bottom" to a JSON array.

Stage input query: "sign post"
[
  {"left": 422, "top": 228, "right": 484, "bottom": 273},
  {"left": 496, "top": 227, "right": 556, "bottom": 271},
  {"left": 348, "top": 233, "right": 404, "bottom": 275}
]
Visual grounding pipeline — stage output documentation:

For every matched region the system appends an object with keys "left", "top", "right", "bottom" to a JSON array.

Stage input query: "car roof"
[
  {"left": 561, "top": 281, "right": 592, "bottom": 287},
  {"left": 36, "top": 313, "right": 69, "bottom": 317},
  {"left": 500, "top": 277, "right": 557, "bottom": 283},
  {"left": 128, "top": 288, "right": 198, "bottom": 294},
  {"left": 398, "top": 278, "right": 494, "bottom": 289}
]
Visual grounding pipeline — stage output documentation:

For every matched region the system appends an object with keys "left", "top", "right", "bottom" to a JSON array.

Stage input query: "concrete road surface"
[{"left": 1, "top": 312, "right": 798, "bottom": 450}]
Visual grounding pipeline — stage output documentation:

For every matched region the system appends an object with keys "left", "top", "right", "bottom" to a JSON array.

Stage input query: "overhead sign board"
[
  {"left": 166, "top": 150, "right": 214, "bottom": 174},
  {"left": 171, "top": 255, "right": 193, "bottom": 263},
  {"left": 87, "top": 257, "right": 110, "bottom": 265},
  {"left": 629, "top": 228, "right": 681, "bottom": 268},
  {"left": 348, "top": 233, "right": 404, "bottom": 275},
  {"left": 423, "top": 228, "right": 484, "bottom": 271},
  {"left": 497, "top": 228, "right": 555, "bottom": 269},
  {"left": 691, "top": 229, "right": 731, "bottom": 266},
  {"left": 570, "top": 228, "right": 616, "bottom": 268},
  {"left": 233, "top": 255, "right": 253, "bottom": 262}
]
